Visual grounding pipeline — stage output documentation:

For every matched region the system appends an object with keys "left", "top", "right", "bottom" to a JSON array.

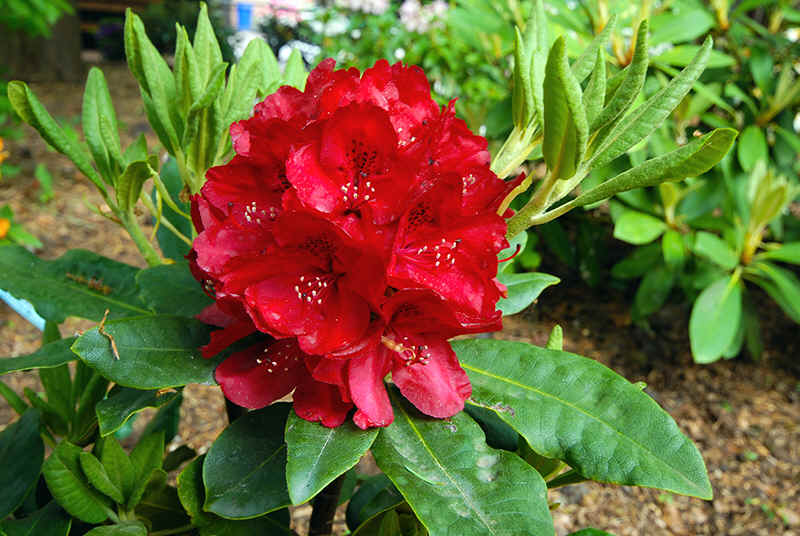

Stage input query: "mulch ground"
[{"left": 1, "top": 60, "right": 798, "bottom": 536}]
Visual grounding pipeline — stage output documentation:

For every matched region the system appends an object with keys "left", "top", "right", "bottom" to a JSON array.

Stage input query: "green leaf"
[
  {"left": 174, "top": 26, "right": 201, "bottom": 115},
  {"left": 0, "top": 246, "right": 149, "bottom": 323},
  {"left": 463, "top": 404, "right": 520, "bottom": 451},
  {"left": 0, "top": 501, "right": 72, "bottom": 536},
  {"left": 83, "top": 67, "right": 122, "bottom": 182},
  {"left": 282, "top": 48, "right": 307, "bottom": 90},
  {"left": 128, "top": 432, "right": 165, "bottom": 509},
  {"left": 653, "top": 45, "right": 733, "bottom": 68},
  {"left": 611, "top": 243, "right": 662, "bottom": 279},
  {"left": 0, "top": 337, "right": 77, "bottom": 375},
  {"left": 632, "top": 265, "right": 675, "bottom": 320},
  {"left": 0, "top": 380, "right": 29, "bottom": 415},
  {"left": 591, "top": 20, "right": 649, "bottom": 132},
  {"left": 497, "top": 232, "right": 527, "bottom": 273},
  {"left": 115, "top": 160, "right": 154, "bottom": 212},
  {"left": 749, "top": 262, "right": 800, "bottom": 323},
  {"left": 571, "top": 14, "right": 616, "bottom": 83},
  {"left": 96, "top": 386, "right": 180, "bottom": 437},
  {"left": 192, "top": 2, "right": 224, "bottom": 85},
  {"left": 71, "top": 315, "right": 214, "bottom": 390},
  {"left": 7, "top": 81, "right": 106, "bottom": 194},
  {"left": 84, "top": 523, "right": 147, "bottom": 536},
  {"left": 136, "top": 262, "right": 212, "bottom": 317},
  {"left": 346, "top": 475, "right": 405, "bottom": 532},
  {"left": 567, "top": 530, "right": 615, "bottom": 536},
  {"left": 689, "top": 275, "right": 743, "bottom": 364},
  {"left": 590, "top": 38, "right": 711, "bottom": 168},
  {"left": 203, "top": 404, "right": 292, "bottom": 519},
  {"left": 99, "top": 436, "right": 135, "bottom": 503},
  {"left": 649, "top": 7, "right": 714, "bottom": 44},
  {"left": 178, "top": 455, "right": 208, "bottom": 521},
  {"left": 692, "top": 232, "right": 739, "bottom": 271},
  {"left": 737, "top": 125, "right": 768, "bottom": 172},
  {"left": 79, "top": 451, "right": 124, "bottom": 503},
  {"left": 755, "top": 243, "right": 800, "bottom": 265},
  {"left": 372, "top": 388, "right": 554, "bottom": 536},
  {"left": 496, "top": 272, "right": 560, "bottom": 315},
  {"left": 613, "top": 210, "right": 667, "bottom": 245},
  {"left": 571, "top": 129, "right": 736, "bottom": 209},
  {"left": 662, "top": 229, "right": 688, "bottom": 270},
  {"left": 542, "top": 36, "right": 588, "bottom": 180},
  {"left": 199, "top": 514, "right": 295, "bottom": 536},
  {"left": 42, "top": 441, "right": 110, "bottom": 523},
  {"left": 285, "top": 411, "right": 378, "bottom": 505},
  {"left": 454, "top": 338, "right": 713, "bottom": 499},
  {"left": 142, "top": 391, "right": 183, "bottom": 443},
  {"left": 152, "top": 157, "right": 192, "bottom": 261},
  {"left": 582, "top": 49, "right": 606, "bottom": 128},
  {"left": 0, "top": 409, "right": 44, "bottom": 518}
]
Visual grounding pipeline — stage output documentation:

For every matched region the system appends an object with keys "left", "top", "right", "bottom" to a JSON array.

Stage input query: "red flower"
[{"left": 190, "top": 59, "right": 510, "bottom": 428}]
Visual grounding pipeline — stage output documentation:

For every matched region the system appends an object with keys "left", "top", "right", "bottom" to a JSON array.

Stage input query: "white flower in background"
[
  {"left": 395, "top": 47, "right": 406, "bottom": 60},
  {"left": 793, "top": 111, "right": 800, "bottom": 133},
  {"left": 335, "top": 0, "right": 390, "bottom": 14},
  {"left": 786, "top": 27, "right": 800, "bottom": 42},
  {"left": 400, "top": 0, "right": 448, "bottom": 34}
]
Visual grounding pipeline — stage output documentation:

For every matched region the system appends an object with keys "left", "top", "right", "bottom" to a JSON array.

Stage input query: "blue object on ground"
[
  {"left": 237, "top": 3, "right": 253, "bottom": 30},
  {"left": 0, "top": 288, "right": 45, "bottom": 331}
]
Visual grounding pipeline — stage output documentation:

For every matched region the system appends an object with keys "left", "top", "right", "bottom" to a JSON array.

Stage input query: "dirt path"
[{"left": 1, "top": 61, "right": 798, "bottom": 536}]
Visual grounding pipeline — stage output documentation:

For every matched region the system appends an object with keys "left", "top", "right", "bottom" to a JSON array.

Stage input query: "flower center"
[
  {"left": 381, "top": 335, "right": 431, "bottom": 366},
  {"left": 402, "top": 237, "right": 460, "bottom": 268},
  {"left": 293, "top": 273, "right": 336, "bottom": 305}
]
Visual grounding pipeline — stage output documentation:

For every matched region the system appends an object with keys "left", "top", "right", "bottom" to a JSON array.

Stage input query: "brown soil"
[{"left": 1, "top": 61, "right": 798, "bottom": 536}]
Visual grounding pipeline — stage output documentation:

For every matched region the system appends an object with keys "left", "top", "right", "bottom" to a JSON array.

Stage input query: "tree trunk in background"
[{"left": 4, "top": 0, "right": 82, "bottom": 83}]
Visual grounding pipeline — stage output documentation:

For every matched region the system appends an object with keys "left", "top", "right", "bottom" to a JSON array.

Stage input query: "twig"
[
  {"left": 309, "top": 474, "right": 346, "bottom": 536},
  {"left": 98, "top": 309, "right": 120, "bottom": 360}
]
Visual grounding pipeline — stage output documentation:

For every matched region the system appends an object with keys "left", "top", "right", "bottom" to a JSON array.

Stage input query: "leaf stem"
[
  {"left": 118, "top": 210, "right": 163, "bottom": 267},
  {"left": 308, "top": 473, "right": 346, "bottom": 536},
  {"left": 139, "top": 193, "right": 194, "bottom": 246}
]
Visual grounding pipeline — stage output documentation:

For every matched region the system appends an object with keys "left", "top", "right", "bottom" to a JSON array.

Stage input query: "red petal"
[
  {"left": 390, "top": 336, "right": 471, "bottom": 418},
  {"left": 215, "top": 339, "right": 306, "bottom": 409},
  {"left": 293, "top": 376, "right": 353, "bottom": 427},
  {"left": 347, "top": 345, "right": 394, "bottom": 428}
]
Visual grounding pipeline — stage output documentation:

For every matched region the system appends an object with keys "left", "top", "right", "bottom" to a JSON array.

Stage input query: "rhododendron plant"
[{"left": 1, "top": 2, "right": 737, "bottom": 535}]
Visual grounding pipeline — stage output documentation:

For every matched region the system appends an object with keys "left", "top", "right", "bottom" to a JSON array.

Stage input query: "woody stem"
[{"left": 309, "top": 474, "right": 346, "bottom": 536}]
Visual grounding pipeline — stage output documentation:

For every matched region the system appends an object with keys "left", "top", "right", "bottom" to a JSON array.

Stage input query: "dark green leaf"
[
  {"left": 372, "top": 389, "right": 554, "bottom": 536},
  {"left": 496, "top": 272, "right": 560, "bottom": 315},
  {"left": 285, "top": 411, "right": 378, "bottom": 505},
  {"left": 346, "top": 475, "right": 405, "bottom": 532},
  {"left": 0, "top": 380, "right": 28, "bottom": 415},
  {"left": 632, "top": 265, "right": 675, "bottom": 320},
  {"left": 611, "top": 243, "right": 662, "bottom": 279},
  {"left": 142, "top": 391, "right": 183, "bottom": 443},
  {"left": 567, "top": 529, "right": 615, "bottom": 536},
  {"left": 203, "top": 404, "right": 291, "bottom": 519},
  {"left": 749, "top": 262, "right": 800, "bottom": 323},
  {"left": 463, "top": 404, "right": 520, "bottom": 451},
  {"left": 128, "top": 432, "right": 165, "bottom": 509},
  {"left": 96, "top": 386, "right": 180, "bottom": 437},
  {"left": 0, "top": 338, "right": 76, "bottom": 375},
  {"left": 84, "top": 523, "right": 147, "bottom": 535},
  {"left": 0, "top": 501, "right": 71, "bottom": 536},
  {"left": 71, "top": 315, "right": 214, "bottom": 390},
  {"left": 455, "top": 338, "right": 713, "bottom": 499},
  {"left": 689, "top": 275, "right": 744, "bottom": 363},
  {"left": 0, "top": 409, "right": 44, "bottom": 518},
  {"left": 42, "top": 441, "right": 110, "bottom": 523},
  {"left": 136, "top": 262, "right": 212, "bottom": 317},
  {"left": 0, "top": 246, "right": 148, "bottom": 323}
]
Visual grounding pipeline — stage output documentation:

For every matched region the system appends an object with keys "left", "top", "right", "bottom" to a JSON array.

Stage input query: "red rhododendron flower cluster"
[{"left": 189, "top": 59, "right": 516, "bottom": 428}]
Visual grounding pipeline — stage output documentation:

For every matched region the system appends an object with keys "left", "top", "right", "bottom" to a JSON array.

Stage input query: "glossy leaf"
[
  {"left": 542, "top": 36, "right": 588, "bottom": 180},
  {"left": 285, "top": 410, "right": 378, "bottom": 505},
  {"left": 72, "top": 315, "right": 214, "bottom": 390},
  {"left": 99, "top": 436, "right": 135, "bottom": 503},
  {"left": 0, "top": 246, "right": 148, "bottom": 323},
  {"left": 203, "top": 404, "right": 291, "bottom": 519},
  {"left": 0, "top": 337, "right": 77, "bottom": 375},
  {"left": 128, "top": 432, "right": 166, "bottom": 509},
  {"left": 692, "top": 232, "right": 739, "bottom": 271},
  {"left": 0, "top": 409, "right": 44, "bottom": 518},
  {"left": 84, "top": 523, "right": 147, "bottom": 536},
  {"left": 689, "top": 276, "right": 743, "bottom": 363},
  {"left": 42, "top": 441, "right": 110, "bottom": 523},
  {"left": 0, "top": 501, "right": 71, "bottom": 536},
  {"left": 572, "top": 129, "right": 737, "bottom": 209},
  {"left": 454, "top": 338, "right": 713, "bottom": 499},
  {"left": 346, "top": 475, "right": 405, "bottom": 532},
  {"left": 496, "top": 272, "right": 560, "bottom": 315},
  {"left": 372, "top": 389, "right": 554, "bottom": 536},
  {"left": 463, "top": 404, "right": 520, "bottom": 451},
  {"left": 136, "top": 262, "right": 212, "bottom": 317},
  {"left": 613, "top": 210, "right": 667, "bottom": 245},
  {"left": 96, "top": 386, "right": 180, "bottom": 437},
  {"left": 591, "top": 37, "right": 710, "bottom": 168}
]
